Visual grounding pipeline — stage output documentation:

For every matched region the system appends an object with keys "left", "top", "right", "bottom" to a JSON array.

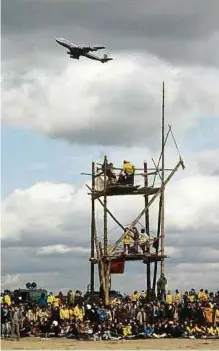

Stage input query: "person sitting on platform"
[
  {"left": 122, "top": 160, "right": 135, "bottom": 186},
  {"left": 139, "top": 229, "right": 150, "bottom": 253},
  {"left": 117, "top": 171, "right": 126, "bottom": 185},
  {"left": 123, "top": 228, "right": 132, "bottom": 254},
  {"left": 102, "top": 161, "right": 117, "bottom": 185}
]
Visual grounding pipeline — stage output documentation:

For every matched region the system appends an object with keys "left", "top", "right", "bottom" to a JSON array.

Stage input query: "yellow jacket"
[
  {"left": 47, "top": 295, "right": 56, "bottom": 304},
  {"left": 69, "top": 308, "right": 75, "bottom": 317},
  {"left": 4, "top": 295, "right": 11, "bottom": 306},
  {"left": 166, "top": 294, "right": 173, "bottom": 305},
  {"left": 187, "top": 295, "right": 195, "bottom": 302},
  {"left": 123, "top": 162, "right": 135, "bottom": 175},
  {"left": 207, "top": 327, "right": 215, "bottom": 335},
  {"left": 73, "top": 305, "right": 85, "bottom": 321},
  {"left": 131, "top": 293, "right": 138, "bottom": 302},
  {"left": 53, "top": 298, "right": 60, "bottom": 307},
  {"left": 123, "top": 325, "right": 132, "bottom": 336},
  {"left": 123, "top": 232, "right": 131, "bottom": 245},
  {"left": 60, "top": 308, "right": 70, "bottom": 319}
]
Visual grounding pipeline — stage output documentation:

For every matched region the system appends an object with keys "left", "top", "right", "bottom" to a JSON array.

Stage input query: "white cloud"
[
  {"left": 1, "top": 182, "right": 89, "bottom": 242},
  {"left": 166, "top": 175, "right": 219, "bottom": 231},
  {"left": 36, "top": 244, "right": 90, "bottom": 256},
  {"left": 2, "top": 53, "right": 219, "bottom": 148},
  {"left": 198, "top": 148, "right": 219, "bottom": 175}
]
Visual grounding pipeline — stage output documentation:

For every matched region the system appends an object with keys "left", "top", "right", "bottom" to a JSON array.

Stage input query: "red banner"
[{"left": 110, "top": 260, "right": 125, "bottom": 274}]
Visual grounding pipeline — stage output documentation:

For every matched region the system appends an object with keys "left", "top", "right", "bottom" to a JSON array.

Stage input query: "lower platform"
[{"left": 108, "top": 253, "right": 167, "bottom": 262}]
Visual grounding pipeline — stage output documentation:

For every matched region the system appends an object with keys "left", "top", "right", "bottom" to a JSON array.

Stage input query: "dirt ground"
[{"left": 1, "top": 338, "right": 219, "bottom": 350}]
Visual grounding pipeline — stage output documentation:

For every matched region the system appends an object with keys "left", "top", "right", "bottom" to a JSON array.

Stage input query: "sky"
[{"left": 1, "top": 0, "right": 219, "bottom": 295}]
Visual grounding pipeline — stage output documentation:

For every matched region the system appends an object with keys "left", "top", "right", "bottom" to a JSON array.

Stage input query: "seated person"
[
  {"left": 121, "top": 160, "right": 135, "bottom": 186},
  {"left": 117, "top": 171, "right": 126, "bottom": 185},
  {"left": 139, "top": 229, "right": 150, "bottom": 253},
  {"left": 102, "top": 161, "right": 117, "bottom": 184}
]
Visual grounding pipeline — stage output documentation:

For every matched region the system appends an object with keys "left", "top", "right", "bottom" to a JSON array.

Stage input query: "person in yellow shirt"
[
  {"left": 123, "top": 228, "right": 131, "bottom": 254},
  {"left": 73, "top": 302, "right": 85, "bottom": 322},
  {"left": 123, "top": 323, "right": 132, "bottom": 338},
  {"left": 194, "top": 323, "right": 205, "bottom": 338},
  {"left": 187, "top": 291, "right": 196, "bottom": 303},
  {"left": 166, "top": 291, "right": 173, "bottom": 305},
  {"left": 60, "top": 306, "right": 70, "bottom": 320},
  {"left": 4, "top": 294, "right": 11, "bottom": 306},
  {"left": 131, "top": 290, "right": 139, "bottom": 306},
  {"left": 53, "top": 296, "right": 60, "bottom": 308},
  {"left": 122, "top": 160, "right": 135, "bottom": 186},
  {"left": 198, "top": 289, "right": 206, "bottom": 301},
  {"left": 111, "top": 297, "right": 121, "bottom": 305},
  {"left": 47, "top": 292, "right": 56, "bottom": 305},
  {"left": 207, "top": 325, "right": 216, "bottom": 336}
]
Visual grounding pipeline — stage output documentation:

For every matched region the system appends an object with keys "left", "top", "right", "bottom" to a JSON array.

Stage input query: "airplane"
[{"left": 56, "top": 38, "right": 113, "bottom": 63}]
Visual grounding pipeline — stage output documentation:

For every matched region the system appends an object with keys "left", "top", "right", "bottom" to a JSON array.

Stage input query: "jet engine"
[{"left": 70, "top": 55, "right": 79, "bottom": 59}]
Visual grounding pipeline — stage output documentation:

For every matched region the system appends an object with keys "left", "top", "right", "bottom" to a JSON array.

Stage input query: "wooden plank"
[{"left": 92, "top": 187, "right": 160, "bottom": 199}]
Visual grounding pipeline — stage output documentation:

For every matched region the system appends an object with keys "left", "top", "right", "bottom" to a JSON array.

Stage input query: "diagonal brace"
[{"left": 109, "top": 159, "right": 184, "bottom": 254}]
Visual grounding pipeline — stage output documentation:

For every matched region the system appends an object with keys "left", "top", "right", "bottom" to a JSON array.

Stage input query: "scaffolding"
[{"left": 83, "top": 83, "right": 185, "bottom": 304}]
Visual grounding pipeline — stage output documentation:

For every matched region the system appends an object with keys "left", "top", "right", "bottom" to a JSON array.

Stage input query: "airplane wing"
[{"left": 81, "top": 46, "right": 105, "bottom": 53}]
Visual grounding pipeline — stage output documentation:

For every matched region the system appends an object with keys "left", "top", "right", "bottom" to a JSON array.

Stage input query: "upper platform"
[
  {"left": 91, "top": 252, "right": 167, "bottom": 264},
  {"left": 92, "top": 184, "right": 160, "bottom": 199}
]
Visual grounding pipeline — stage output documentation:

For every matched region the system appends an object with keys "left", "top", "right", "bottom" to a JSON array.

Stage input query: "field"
[{"left": 1, "top": 338, "right": 219, "bottom": 350}]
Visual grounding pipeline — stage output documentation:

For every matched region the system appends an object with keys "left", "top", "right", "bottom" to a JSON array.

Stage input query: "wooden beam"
[
  {"left": 90, "top": 162, "right": 95, "bottom": 298},
  {"left": 144, "top": 162, "right": 151, "bottom": 299},
  {"left": 160, "top": 82, "right": 165, "bottom": 275}
]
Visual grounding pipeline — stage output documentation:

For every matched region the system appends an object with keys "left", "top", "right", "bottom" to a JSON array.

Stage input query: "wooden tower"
[{"left": 84, "top": 83, "right": 185, "bottom": 304}]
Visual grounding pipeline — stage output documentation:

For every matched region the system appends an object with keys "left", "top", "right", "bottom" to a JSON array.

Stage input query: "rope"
[
  {"left": 168, "top": 124, "right": 182, "bottom": 158},
  {"left": 152, "top": 125, "right": 171, "bottom": 187}
]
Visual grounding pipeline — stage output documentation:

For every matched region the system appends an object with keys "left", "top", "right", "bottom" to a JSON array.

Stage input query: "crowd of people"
[{"left": 1, "top": 287, "right": 219, "bottom": 341}]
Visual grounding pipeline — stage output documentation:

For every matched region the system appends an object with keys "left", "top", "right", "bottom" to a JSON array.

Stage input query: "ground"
[{"left": 1, "top": 338, "right": 219, "bottom": 350}]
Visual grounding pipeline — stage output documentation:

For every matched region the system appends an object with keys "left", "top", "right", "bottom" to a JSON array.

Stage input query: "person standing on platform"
[{"left": 123, "top": 228, "right": 131, "bottom": 254}]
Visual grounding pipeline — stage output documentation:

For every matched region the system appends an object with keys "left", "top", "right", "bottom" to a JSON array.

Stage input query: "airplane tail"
[{"left": 101, "top": 53, "right": 113, "bottom": 63}]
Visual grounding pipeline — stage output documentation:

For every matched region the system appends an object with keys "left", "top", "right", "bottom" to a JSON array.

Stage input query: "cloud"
[
  {"left": 2, "top": 55, "right": 219, "bottom": 148},
  {"left": 198, "top": 148, "right": 219, "bottom": 175},
  {"left": 36, "top": 244, "right": 90, "bottom": 256}
]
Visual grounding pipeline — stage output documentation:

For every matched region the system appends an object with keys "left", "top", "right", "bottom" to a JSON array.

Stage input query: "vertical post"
[
  {"left": 103, "top": 156, "right": 108, "bottom": 256},
  {"left": 103, "top": 155, "right": 109, "bottom": 304},
  {"left": 144, "top": 162, "right": 151, "bottom": 300},
  {"left": 90, "top": 161, "right": 95, "bottom": 298},
  {"left": 160, "top": 81, "right": 165, "bottom": 275},
  {"left": 152, "top": 195, "right": 162, "bottom": 294}
]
